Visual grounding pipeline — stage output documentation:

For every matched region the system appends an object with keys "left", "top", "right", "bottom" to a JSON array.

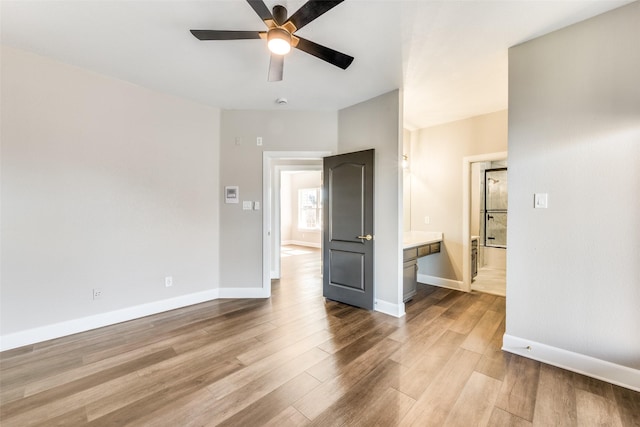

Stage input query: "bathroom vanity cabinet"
[
  {"left": 471, "top": 237, "right": 479, "bottom": 280},
  {"left": 402, "top": 232, "right": 443, "bottom": 302}
]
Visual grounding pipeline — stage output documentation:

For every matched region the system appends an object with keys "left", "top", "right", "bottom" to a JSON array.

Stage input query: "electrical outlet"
[
  {"left": 256, "top": 136, "right": 263, "bottom": 146},
  {"left": 165, "top": 276, "right": 173, "bottom": 287},
  {"left": 93, "top": 288, "right": 102, "bottom": 300}
]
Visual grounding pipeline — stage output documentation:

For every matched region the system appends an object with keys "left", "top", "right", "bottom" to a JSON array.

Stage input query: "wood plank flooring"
[{"left": 1, "top": 245, "right": 638, "bottom": 426}]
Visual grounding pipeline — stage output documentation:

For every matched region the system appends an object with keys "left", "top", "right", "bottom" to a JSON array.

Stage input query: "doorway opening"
[
  {"left": 471, "top": 161, "right": 507, "bottom": 296},
  {"left": 278, "top": 170, "right": 322, "bottom": 285},
  {"left": 462, "top": 151, "right": 507, "bottom": 295},
  {"left": 262, "top": 151, "right": 331, "bottom": 295}
]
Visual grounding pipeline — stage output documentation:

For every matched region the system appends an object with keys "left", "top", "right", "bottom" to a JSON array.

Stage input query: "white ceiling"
[{"left": 1, "top": 0, "right": 631, "bottom": 129}]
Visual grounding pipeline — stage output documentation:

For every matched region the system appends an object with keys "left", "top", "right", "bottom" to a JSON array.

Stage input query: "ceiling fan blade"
[
  {"left": 294, "top": 36, "right": 354, "bottom": 70},
  {"left": 286, "top": 0, "right": 344, "bottom": 31},
  {"left": 190, "top": 30, "right": 262, "bottom": 40},
  {"left": 268, "top": 54, "right": 284, "bottom": 82},
  {"left": 246, "top": 0, "right": 274, "bottom": 24}
]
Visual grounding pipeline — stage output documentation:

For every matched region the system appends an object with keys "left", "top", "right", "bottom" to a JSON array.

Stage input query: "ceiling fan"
[{"left": 190, "top": 0, "right": 354, "bottom": 82}]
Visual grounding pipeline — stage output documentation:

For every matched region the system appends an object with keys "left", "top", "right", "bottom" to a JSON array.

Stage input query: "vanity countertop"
[{"left": 403, "top": 231, "right": 443, "bottom": 249}]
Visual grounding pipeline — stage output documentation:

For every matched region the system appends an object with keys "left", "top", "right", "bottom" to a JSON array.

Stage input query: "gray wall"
[
  {"left": 1, "top": 47, "right": 221, "bottom": 335},
  {"left": 219, "top": 110, "right": 337, "bottom": 288},
  {"left": 338, "top": 90, "right": 403, "bottom": 307},
  {"left": 409, "top": 111, "right": 508, "bottom": 281},
  {"left": 507, "top": 1, "right": 640, "bottom": 368},
  {"left": 402, "top": 128, "right": 412, "bottom": 231}
]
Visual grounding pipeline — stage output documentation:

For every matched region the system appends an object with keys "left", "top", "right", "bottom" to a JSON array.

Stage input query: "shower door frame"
[{"left": 483, "top": 167, "right": 508, "bottom": 249}]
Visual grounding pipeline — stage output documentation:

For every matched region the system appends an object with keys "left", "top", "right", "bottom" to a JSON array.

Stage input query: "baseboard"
[
  {"left": 502, "top": 334, "right": 640, "bottom": 392},
  {"left": 284, "top": 240, "right": 321, "bottom": 249},
  {"left": 418, "top": 274, "right": 465, "bottom": 292},
  {"left": 375, "top": 299, "right": 405, "bottom": 318},
  {"left": 0, "top": 289, "right": 220, "bottom": 352},
  {"left": 217, "top": 287, "right": 270, "bottom": 298}
]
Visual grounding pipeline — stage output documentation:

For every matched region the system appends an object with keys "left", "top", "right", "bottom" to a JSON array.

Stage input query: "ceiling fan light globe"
[{"left": 267, "top": 28, "right": 291, "bottom": 55}]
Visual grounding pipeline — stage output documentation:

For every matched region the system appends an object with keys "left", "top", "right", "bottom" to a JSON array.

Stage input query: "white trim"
[
  {"left": 503, "top": 334, "right": 640, "bottom": 392},
  {"left": 217, "top": 287, "right": 269, "bottom": 299},
  {"left": 375, "top": 299, "right": 405, "bottom": 318},
  {"left": 462, "top": 152, "right": 508, "bottom": 293},
  {"left": 418, "top": 273, "right": 465, "bottom": 292},
  {"left": 0, "top": 289, "right": 220, "bottom": 352}
]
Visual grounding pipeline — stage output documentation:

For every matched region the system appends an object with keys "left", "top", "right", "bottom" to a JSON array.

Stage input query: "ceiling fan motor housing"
[{"left": 267, "top": 28, "right": 292, "bottom": 55}]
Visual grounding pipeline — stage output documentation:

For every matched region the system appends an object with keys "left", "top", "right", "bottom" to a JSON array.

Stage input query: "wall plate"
[{"left": 534, "top": 193, "right": 548, "bottom": 208}]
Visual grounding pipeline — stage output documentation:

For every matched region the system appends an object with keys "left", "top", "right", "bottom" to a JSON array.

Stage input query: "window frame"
[{"left": 297, "top": 187, "right": 322, "bottom": 231}]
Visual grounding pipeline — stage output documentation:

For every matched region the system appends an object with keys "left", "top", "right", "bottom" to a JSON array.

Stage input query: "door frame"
[
  {"left": 262, "top": 151, "right": 332, "bottom": 295},
  {"left": 461, "top": 151, "right": 508, "bottom": 292}
]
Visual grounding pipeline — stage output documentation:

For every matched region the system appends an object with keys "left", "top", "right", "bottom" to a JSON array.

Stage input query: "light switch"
[
  {"left": 254, "top": 201, "right": 260, "bottom": 210},
  {"left": 534, "top": 193, "right": 548, "bottom": 209},
  {"left": 242, "top": 201, "right": 253, "bottom": 210}
]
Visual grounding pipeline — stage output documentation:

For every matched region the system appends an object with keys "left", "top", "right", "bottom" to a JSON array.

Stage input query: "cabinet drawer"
[
  {"left": 403, "top": 248, "right": 417, "bottom": 261},
  {"left": 417, "top": 245, "right": 431, "bottom": 257},
  {"left": 430, "top": 242, "right": 441, "bottom": 253}
]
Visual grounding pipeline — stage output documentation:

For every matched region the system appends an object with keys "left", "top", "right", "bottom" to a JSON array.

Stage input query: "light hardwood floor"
[{"left": 1, "top": 246, "right": 638, "bottom": 426}]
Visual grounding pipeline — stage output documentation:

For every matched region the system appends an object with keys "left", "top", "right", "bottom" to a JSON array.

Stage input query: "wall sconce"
[{"left": 402, "top": 154, "right": 409, "bottom": 169}]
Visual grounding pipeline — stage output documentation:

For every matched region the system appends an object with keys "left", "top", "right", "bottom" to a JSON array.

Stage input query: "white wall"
[
  {"left": 338, "top": 90, "right": 404, "bottom": 314},
  {"left": 507, "top": 0, "right": 640, "bottom": 383},
  {"left": 470, "top": 162, "right": 484, "bottom": 238},
  {"left": 219, "top": 111, "right": 337, "bottom": 289},
  {"left": 1, "top": 47, "right": 221, "bottom": 343},
  {"left": 410, "top": 111, "right": 508, "bottom": 283},
  {"left": 280, "top": 172, "right": 293, "bottom": 242}
]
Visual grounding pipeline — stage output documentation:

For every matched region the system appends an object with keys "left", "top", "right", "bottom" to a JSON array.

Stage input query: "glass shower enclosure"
[{"left": 483, "top": 168, "right": 507, "bottom": 248}]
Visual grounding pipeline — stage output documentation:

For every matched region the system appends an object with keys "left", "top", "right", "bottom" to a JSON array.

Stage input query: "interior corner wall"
[
  {"left": 507, "top": 0, "right": 640, "bottom": 374},
  {"left": 338, "top": 90, "right": 403, "bottom": 310},
  {"left": 219, "top": 110, "right": 337, "bottom": 289},
  {"left": 409, "top": 110, "right": 508, "bottom": 282},
  {"left": 1, "top": 47, "right": 221, "bottom": 344}
]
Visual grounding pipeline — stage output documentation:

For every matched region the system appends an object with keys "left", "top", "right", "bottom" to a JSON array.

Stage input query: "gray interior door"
[{"left": 323, "top": 149, "right": 374, "bottom": 310}]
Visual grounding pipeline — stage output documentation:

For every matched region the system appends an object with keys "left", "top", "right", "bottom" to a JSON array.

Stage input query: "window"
[{"left": 298, "top": 188, "right": 322, "bottom": 230}]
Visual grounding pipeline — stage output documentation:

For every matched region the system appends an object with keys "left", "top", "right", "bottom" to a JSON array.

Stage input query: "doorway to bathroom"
[
  {"left": 463, "top": 152, "right": 508, "bottom": 296},
  {"left": 470, "top": 160, "right": 507, "bottom": 296}
]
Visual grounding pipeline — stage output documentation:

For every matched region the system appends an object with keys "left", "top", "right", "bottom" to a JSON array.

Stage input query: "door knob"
[{"left": 357, "top": 234, "right": 373, "bottom": 241}]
